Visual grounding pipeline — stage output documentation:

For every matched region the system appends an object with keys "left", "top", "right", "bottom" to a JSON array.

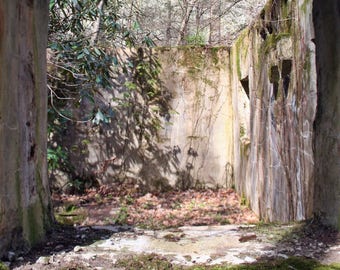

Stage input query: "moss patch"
[
  {"left": 54, "top": 204, "right": 87, "bottom": 226},
  {"left": 23, "top": 200, "right": 44, "bottom": 246},
  {"left": 262, "top": 33, "right": 291, "bottom": 54},
  {"left": 115, "top": 254, "right": 340, "bottom": 270},
  {"left": 0, "top": 262, "right": 9, "bottom": 270},
  {"left": 233, "top": 29, "right": 249, "bottom": 79}
]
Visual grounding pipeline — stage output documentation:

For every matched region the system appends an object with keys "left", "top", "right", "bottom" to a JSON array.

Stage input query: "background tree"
[
  {"left": 0, "top": 0, "right": 52, "bottom": 256},
  {"left": 130, "top": 0, "right": 265, "bottom": 46},
  {"left": 47, "top": 0, "right": 172, "bottom": 192}
]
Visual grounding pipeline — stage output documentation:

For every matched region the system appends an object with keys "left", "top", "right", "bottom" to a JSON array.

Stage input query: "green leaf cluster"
[{"left": 47, "top": 1, "right": 173, "bottom": 193}]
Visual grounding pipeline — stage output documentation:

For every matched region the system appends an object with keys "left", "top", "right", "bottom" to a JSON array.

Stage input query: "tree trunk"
[
  {"left": 0, "top": 0, "right": 52, "bottom": 256},
  {"left": 90, "top": 0, "right": 105, "bottom": 44},
  {"left": 166, "top": 0, "right": 173, "bottom": 44},
  {"left": 176, "top": 0, "right": 198, "bottom": 45}
]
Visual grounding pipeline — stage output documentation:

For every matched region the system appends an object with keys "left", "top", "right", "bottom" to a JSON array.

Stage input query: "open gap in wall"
[
  {"left": 269, "top": 0, "right": 280, "bottom": 33},
  {"left": 281, "top": 59, "right": 292, "bottom": 97},
  {"left": 240, "top": 76, "right": 250, "bottom": 99},
  {"left": 260, "top": 28, "right": 267, "bottom": 40},
  {"left": 270, "top": 65, "right": 280, "bottom": 99},
  {"left": 259, "top": 10, "right": 267, "bottom": 40}
]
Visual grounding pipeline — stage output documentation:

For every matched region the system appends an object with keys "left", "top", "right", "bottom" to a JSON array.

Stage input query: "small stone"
[
  {"left": 55, "top": 244, "right": 64, "bottom": 251},
  {"left": 7, "top": 251, "right": 16, "bottom": 262},
  {"left": 184, "top": 255, "right": 192, "bottom": 261},
  {"left": 36, "top": 256, "right": 50, "bottom": 265},
  {"left": 81, "top": 234, "right": 86, "bottom": 239},
  {"left": 74, "top": 246, "right": 83, "bottom": 252},
  {"left": 78, "top": 226, "right": 90, "bottom": 232},
  {"left": 244, "top": 256, "right": 256, "bottom": 263},
  {"left": 48, "top": 255, "right": 57, "bottom": 264},
  {"left": 278, "top": 253, "right": 289, "bottom": 259},
  {"left": 17, "top": 257, "right": 24, "bottom": 262},
  {"left": 239, "top": 234, "right": 257, "bottom": 242}
]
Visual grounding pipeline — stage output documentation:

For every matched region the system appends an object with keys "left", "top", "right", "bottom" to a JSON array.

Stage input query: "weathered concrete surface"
[
  {"left": 94, "top": 225, "right": 271, "bottom": 265},
  {"left": 11, "top": 224, "right": 340, "bottom": 269},
  {"left": 230, "top": 0, "right": 317, "bottom": 222},
  {"left": 0, "top": 0, "right": 52, "bottom": 257},
  {"left": 313, "top": 0, "right": 340, "bottom": 229},
  {"left": 52, "top": 47, "right": 233, "bottom": 190},
  {"left": 156, "top": 47, "right": 233, "bottom": 188}
]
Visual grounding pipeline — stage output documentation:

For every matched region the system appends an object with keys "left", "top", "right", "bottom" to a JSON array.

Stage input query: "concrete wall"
[
  {"left": 53, "top": 47, "right": 233, "bottom": 191},
  {"left": 156, "top": 47, "right": 233, "bottom": 188},
  {"left": 230, "top": 0, "right": 317, "bottom": 222}
]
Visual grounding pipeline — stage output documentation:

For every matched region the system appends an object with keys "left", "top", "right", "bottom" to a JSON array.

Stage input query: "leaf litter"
[{"left": 52, "top": 185, "right": 258, "bottom": 229}]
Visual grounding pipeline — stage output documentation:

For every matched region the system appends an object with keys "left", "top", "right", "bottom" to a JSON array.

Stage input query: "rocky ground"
[{"left": 2, "top": 186, "right": 340, "bottom": 269}]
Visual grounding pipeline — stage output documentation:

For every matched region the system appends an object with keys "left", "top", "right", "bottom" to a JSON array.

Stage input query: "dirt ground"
[{"left": 4, "top": 186, "right": 340, "bottom": 269}]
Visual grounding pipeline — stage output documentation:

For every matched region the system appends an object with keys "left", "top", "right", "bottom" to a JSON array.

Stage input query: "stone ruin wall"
[
  {"left": 54, "top": 0, "right": 340, "bottom": 227},
  {"left": 53, "top": 47, "right": 233, "bottom": 192},
  {"left": 230, "top": 0, "right": 317, "bottom": 222}
]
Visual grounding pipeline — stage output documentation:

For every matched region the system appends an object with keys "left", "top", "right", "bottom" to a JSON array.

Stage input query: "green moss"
[
  {"left": 240, "top": 194, "right": 250, "bottom": 207},
  {"left": 178, "top": 46, "right": 205, "bottom": 71},
  {"left": 304, "top": 48, "right": 311, "bottom": 73},
  {"left": 234, "top": 30, "right": 249, "bottom": 79},
  {"left": 263, "top": 0, "right": 273, "bottom": 15},
  {"left": 263, "top": 33, "right": 291, "bottom": 54},
  {"left": 239, "top": 124, "right": 245, "bottom": 138},
  {"left": 15, "top": 165, "right": 23, "bottom": 227},
  {"left": 55, "top": 204, "right": 87, "bottom": 226},
  {"left": 210, "top": 46, "right": 228, "bottom": 66},
  {"left": 281, "top": 0, "right": 292, "bottom": 30},
  {"left": 155, "top": 46, "right": 171, "bottom": 53},
  {"left": 115, "top": 254, "right": 173, "bottom": 270},
  {"left": 115, "top": 254, "right": 340, "bottom": 270},
  {"left": 301, "top": 0, "right": 311, "bottom": 14},
  {"left": 23, "top": 201, "right": 44, "bottom": 245},
  {"left": 187, "top": 135, "right": 202, "bottom": 140},
  {"left": 178, "top": 46, "right": 228, "bottom": 77},
  {"left": 0, "top": 262, "right": 9, "bottom": 270}
]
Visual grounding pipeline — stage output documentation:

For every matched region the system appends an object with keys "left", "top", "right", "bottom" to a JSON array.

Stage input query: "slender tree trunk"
[
  {"left": 176, "top": 0, "right": 198, "bottom": 45},
  {"left": 90, "top": 0, "right": 105, "bottom": 44},
  {"left": 166, "top": 0, "right": 173, "bottom": 44},
  {"left": 217, "top": 0, "right": 221, "bottom": 44},
  {"left": 0, "top": 0, "right": 52, "bottom": 256},
  {"left": 195, "top": 2, "right": 201, "bottom": 34},
  {"left": 208, "top": 4, "right": 213, "bottom": 44}
]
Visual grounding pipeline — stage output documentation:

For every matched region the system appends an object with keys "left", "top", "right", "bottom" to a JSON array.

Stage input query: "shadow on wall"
[{"left": 48, "top": 48, "right": 193, "bottom": 193}]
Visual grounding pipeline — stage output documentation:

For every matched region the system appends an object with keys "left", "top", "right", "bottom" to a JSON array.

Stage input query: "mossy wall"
[
  {"left": 0, "top": 1, "right": 52, "bottom": 256},
  {"left": 230, "top": 0, "right": 317, "bottom": 222}
]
